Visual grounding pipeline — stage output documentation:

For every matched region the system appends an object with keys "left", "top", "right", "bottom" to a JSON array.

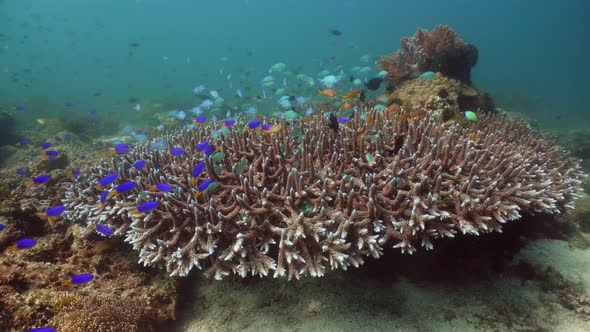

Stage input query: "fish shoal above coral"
[{"left": 63, "top": 110, "right": 586, "bottom": 280}]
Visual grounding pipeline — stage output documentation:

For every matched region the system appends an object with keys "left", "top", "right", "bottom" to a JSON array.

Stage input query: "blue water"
[{"left": 0, "top": 0, "right": 588, "bottom": 129}]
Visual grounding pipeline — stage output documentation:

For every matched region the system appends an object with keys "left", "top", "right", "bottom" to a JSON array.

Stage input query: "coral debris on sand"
[
  {"left": 0, "top": 144, "right": 176, "bottom": 332},
  {"left": 379, "top": 25, "right": 478, "bottom": 85},
  {"left": 63, "top": 110, "right": 585, "bottom": 280}
]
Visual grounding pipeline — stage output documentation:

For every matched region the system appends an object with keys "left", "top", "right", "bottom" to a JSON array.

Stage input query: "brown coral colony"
[
  {"left": 379, "top": 25, "right": 478, "bottom": 85},
  {"left": 64, "top": 109, "right": 585, "bottom": 280}
]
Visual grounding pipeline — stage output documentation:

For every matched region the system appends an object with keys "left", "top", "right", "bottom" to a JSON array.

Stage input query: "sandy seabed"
[{"left": 167, "top": 220, "right": 590, "bottom": 332}]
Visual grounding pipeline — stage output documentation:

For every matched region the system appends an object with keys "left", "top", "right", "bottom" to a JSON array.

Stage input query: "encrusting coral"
[
  {"left": 379, "top": 25, "right": 478, "bottom": 85},
  {"left": 63, "top": 109, "right": 586, "bottom": 280},
  {"left": 384, "top": 74, "right": 495, "bottom": 123}
]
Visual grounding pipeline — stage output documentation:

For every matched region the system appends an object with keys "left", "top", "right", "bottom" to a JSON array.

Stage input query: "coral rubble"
[
  {"left": 379, "top": 25, "right": 478, "bottom": 85},
  {"left": 0, "top": 166, "right": 176, "bottom": 331},
  {"left": 63, "top": 110, "right": 586, "bottom": 280}
]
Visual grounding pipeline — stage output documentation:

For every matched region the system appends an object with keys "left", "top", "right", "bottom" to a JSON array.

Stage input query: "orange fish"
[
  {"left": 341, "top": 102, "right": 353, "bottom": 110},
  {"left": 342, "top": 89, "right": 361, "bottom": 100},
  {"left": 317, "top": 89, "right": 338, "bottom": 97}
]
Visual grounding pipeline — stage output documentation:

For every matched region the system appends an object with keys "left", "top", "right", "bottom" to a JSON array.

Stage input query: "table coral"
[{"left": 63, "top": 111, "right": 586, "bottom": 280}]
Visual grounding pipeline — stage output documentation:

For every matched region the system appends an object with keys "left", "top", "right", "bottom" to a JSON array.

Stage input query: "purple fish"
[
  {"left": 248, "top": 119, "right": 262, "bottom": 129},
  {"left": 110, "top": 143, "right": 129, "bottom": 155},
  {"left": 134, "top": 200, "right": 159, "bottom": 213},
  {"left": 115, "top": 181, "right": 136, "bottom": 193},
  {"left": 45, "top": 205, "right": 65, "bottom": 216},
  {"left": 15, "top": 238, "right": 37, "bottom": 249},
  {"left": 97, "top": 173, "right": 118, "bottom": 188},
  {"left": 204, "top": 145, "right": 216, "bottom": 156},
  {"left": 168, "top": 147, "right": 184, "bottom": 156},
  {"left": 196, "top": 141, "right": 209, "bottom": 152},
  {"left": 150, "top": 183, "right": 174, "bottom": 192},
  {"left": 95, "top": 224, "right": 113, "bottom": 236},
  {"left": 198, "top": 178, "right": 212, "bottom": 192},
  {"left": 30, "top": 174, "right": 51, "bottom": 186},
  {"left": 70, "top": 273, "right": 94, "bottom": 284},
  {"left": 24, "top": 326, "right": 57, "bottom": 332},
  {"left": 192, "top": 161, "right": 206, "bottom": 178}
]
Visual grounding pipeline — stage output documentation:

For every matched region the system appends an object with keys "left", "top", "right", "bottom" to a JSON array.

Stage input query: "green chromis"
[{"left": 464, "top": 110, "right": 478, "bottom": 122}]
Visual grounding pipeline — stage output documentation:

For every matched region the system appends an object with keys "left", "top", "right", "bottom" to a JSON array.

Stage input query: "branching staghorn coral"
[{"left": 63, "top": 111, "right": 586, "bottom": 280}]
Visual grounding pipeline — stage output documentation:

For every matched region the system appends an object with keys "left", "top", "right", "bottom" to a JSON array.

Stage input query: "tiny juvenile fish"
[
  {"left": 196, "top": 141, "right": 209, "bottom": 152},
  {"left": 107, "top": 181, "right": 136, "bottom": 198},
  {"left": 24, "top": 327, "right": 57, "bottom": 332},
  {"left": 132, "top": 200, "right": 159, "bottom": 214},
  {"left": 39, "top": 142, "right": 51, "bottom": 150},
  {"left": 95, "top": 173, "right": 118, "bottom": 190},
  {"left": 37, "top": 205, "right": 65, "bottom": 221},
  {"left": 94, "top": 224, "right": 113, "bottom": 236},
  {"left": 148, "top": 183, "right": 174, "bottom": 192},
  {"left": 193, "top": 115, "right": 207, "bottom": 124},
  {"left": 195, "top": 178, "right": 212, "bottom": 198},
  {"left": 109, "top": 143, "right": 129, "bottom": 155},
  {"left": 8, "top": 238, "right": 37, "bottom": 250},
  {"left": 204, "top": 145, "right": 217, "bottom": 156},
  {"left": 133, "top": 159, "right": 146, "bottom": 169},
  {"left": 167, "top": 147, "right": 184, "bottom": 156},
  {"left": 61, "top": 273, "right": 94, "bottom": 286},
  {"left": 28, "top": 174, "right": 51, "bottom": 187},
  {"left": 191, "top": 161, "right": 206, "bottom": 185},
  {"left": 247, "top": 119, "right": 262, "bottom": 129}
]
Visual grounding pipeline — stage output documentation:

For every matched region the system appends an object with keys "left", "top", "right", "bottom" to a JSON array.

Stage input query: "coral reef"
[
  {"left": 0, "top": 167, "right": 176, "bottom": 331},
  {"left": 63, "top": 110, "right": 585, "bottom": 280},
  {"left": 379, "top": 25, "right": 478, "bottom": 85},
  {"left": 384, "top": 74, "right": 495, "bottom": 123}
]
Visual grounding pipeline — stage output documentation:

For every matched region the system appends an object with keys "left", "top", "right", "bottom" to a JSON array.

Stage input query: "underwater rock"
[
  {"left": 385, "top": 74, "right": 494, "bottom": 122},
  {"left": 0, "top": 110, "right": 16, "bottom": 146},
  {"left": 0, "top": 145, "right": 18, "bottom": 167},
  {"left": 37, "top": 154, "right": 70, "bottom": 172}
]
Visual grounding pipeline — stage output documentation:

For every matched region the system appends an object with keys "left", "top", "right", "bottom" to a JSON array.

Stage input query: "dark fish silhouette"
[
  {"left": 328, "top": 113, "right": 339, "bottom": 133},
  {"left": 365, "top": 77, "right": 383, "bottom": 91},
  {"left": 329, "top": 29, "right": 342, "bottom": 36},
  {"left": 393, "top": 135, "right": 404, "bottom": 154}
]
